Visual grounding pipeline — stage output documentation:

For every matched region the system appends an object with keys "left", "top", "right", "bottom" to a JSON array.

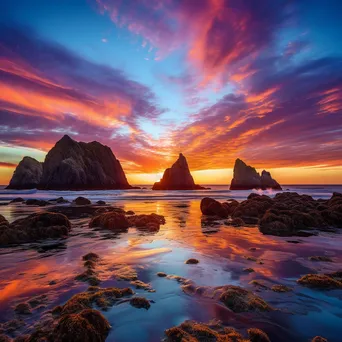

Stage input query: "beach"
[{"left": 0, "top": 185, "right": 342, "bottom": 341}]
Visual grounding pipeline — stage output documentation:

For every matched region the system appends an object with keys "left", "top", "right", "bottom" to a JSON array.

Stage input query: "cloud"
[
  {"left": 0, "top": 24, "right": 164, "bottom": 127},
  {"left": 170, "top": 55, "right": 342, "bottom": 170},
  {"left": 0, "top": 24, "right": 171, "bottom": 172},
  {"left": 1, "top": 3, "right": 341, "bottom": 182},
  {"left": 96, "top": 0, "right": 292, "bottom": 83}
]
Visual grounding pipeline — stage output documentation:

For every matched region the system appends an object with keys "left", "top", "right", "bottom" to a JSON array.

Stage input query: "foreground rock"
[
  {"left": 200, "top": 197, "right": 229, "bottom": 218},
  {"left": 90, "top": 212, "right": 165, "bottom": 233},
  {"left": 127, "top": 213, "right": 165, "bottom": 231},
  {"left": 0, "top": 212, "right": 71, "bottom": 246},
  {"left": 152, "top": 153, "right": 205, "bottom": 190},
  {"left": 129, "top": 297, "right": 151, "bottom": 310},
  {"left": 53, "top": 309, "right": 110, "bottom": 342},
  {"left": 6, "top": 157, "right": 43, "bottom": 190},
  {"left": 164, "top": 275, "right": 273, "bottom": 313},
  {"left": 0, "top": 215, "right": 9, "bottom": 228},
  {"left": 11, "top": 286, "right": 133, "bottom": 342},
  {"left": 165, "top": 320, "right": 271, "bottom": 342},
  {"left": 75, "top": 253, "right": 101, "bottom": 286},
  {"left": 297, "top": 273, "right": 342, "bottom": 289},
  {"left": 230, "top": 158, "right": 282, "bottom": 190},
  {"left": 74, "top": 197, "right": 91, "bottom": 205},
  {"left": 311, "top": 337, "right": 328, "bottom": 342},
  {"left": 259, "top": 192, "right": 342, "bottom": 236},
  {"left": 89, "top": 212, "right": 129, "bottom": 232},
  {"left": 38, "top": 135, "right": 132, "bottom": 190},
  {"left": 201, "top": 192, "right": 342, "bottom": 236}
]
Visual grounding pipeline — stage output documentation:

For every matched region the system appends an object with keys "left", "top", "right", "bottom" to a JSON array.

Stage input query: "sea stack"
[
  {"left": 152, "top": 153, "right": 205, "bottom": 190},
  {"left": 38, "top": 135, "right": 132, "bottom": 190},
  {"left": 230, "top": 158, "right": 282, "bottom": 190},
  {"left": 6, "top": 157, "right": 43, "bottom": 190}
]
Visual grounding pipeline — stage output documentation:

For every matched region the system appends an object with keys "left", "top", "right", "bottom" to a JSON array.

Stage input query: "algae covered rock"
[
  {"left": 89, "top": 212, "right": 129, "bottom": 232},
  {"left": 0, "top": 212, "right": 71, "bottom": 246},
  {"left": 200, "top": 197, "right": 228, "bottom": 218},
  {"left": 297, "top": 274, "right": 342, "bottom": 289},
  {"left": 165, "top": 320, "right": 271, "bottom": 342},
  {"left": 53, "top": 309, "right": 110, "bottom": 342}
]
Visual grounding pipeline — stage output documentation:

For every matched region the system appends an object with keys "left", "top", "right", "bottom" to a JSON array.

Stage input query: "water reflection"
[{"left": 0, "top": 199, "right": 342, "bottom": 341}]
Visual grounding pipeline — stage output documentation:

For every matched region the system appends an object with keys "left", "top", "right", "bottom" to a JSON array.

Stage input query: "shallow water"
[{"left": 0, "top": 187, "right": 342, "bottom": 341}]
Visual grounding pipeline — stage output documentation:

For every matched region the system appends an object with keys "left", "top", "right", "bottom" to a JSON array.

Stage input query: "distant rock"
[
  {"left": 6, "top": 156, "right": 43, "bottom": 190},
  {"left": 152, "top": 153, "right": 205, "bottom": 190},
  {"left": 39, "top": 135, "right": 132, "bottom": 190},
  {"left": 26, "top": 199, "right": 50, "bottom": 206},
  {"left": 230, "top": 159, "right": 282, "bottom": 190},
  {"left": 74, "top": 197, "right": 91, "bottom": 205},
  {"left": 260, "top": 170, "right": 281, "bottom": 190},
  {"left": 10, "top": 197, "right": 25, "bottom": 203}
]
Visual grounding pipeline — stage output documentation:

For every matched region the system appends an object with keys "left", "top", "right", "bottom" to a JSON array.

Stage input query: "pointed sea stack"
[
  {"left": 6, "top": 157, "right": 43, "bottom": 189},
  {"left": 152, "top": 153, "right": 205, "bottom": 190},
  {"left": 230, "top": 158, "right": 282, "bottom": 190},
  {"left": 38, "top": 135, "right": 132, "bottom": 190}
]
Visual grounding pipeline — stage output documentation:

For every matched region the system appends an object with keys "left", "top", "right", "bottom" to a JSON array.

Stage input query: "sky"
[{"left": 0, "top": 0, "right": 341, "bottom": 185}]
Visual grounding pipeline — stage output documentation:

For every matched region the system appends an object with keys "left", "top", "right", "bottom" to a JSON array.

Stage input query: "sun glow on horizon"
[{"left": 1, "top": 165, "right": 342, "bottom": 186}]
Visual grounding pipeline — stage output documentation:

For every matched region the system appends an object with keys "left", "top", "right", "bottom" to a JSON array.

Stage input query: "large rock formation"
[
  {"left": 39, "top": 135, "right": 132, "bottom": 190},
  {"left": 200, "top": 191, "right": 342, "bottom": 236},
  {"left": 6, "top": 156, "right": 43, "bottom": 189},
  {"left": 230, "top": 159, "right": 282, "bottom": 190},
  {"left": 152, "top": 153, "right": 205, "bottom": 190}
]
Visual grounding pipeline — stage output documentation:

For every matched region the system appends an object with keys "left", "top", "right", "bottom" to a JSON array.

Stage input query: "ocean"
[
  {"left": 1, "top": 184, "right": 341, "bottom": 203},
  {"left": 0, "top": 185, "right": 342, "bottom": 341}
]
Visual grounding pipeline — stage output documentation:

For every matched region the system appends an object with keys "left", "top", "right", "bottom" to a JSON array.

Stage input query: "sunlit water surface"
[{"left": 0, "top": 185, "right": 342, "bottom": 341}]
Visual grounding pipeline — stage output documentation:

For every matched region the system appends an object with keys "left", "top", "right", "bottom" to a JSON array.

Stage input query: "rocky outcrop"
[
  {"left": 89, "top": 211, "right": 165, "bottom": 233},
  {"left": 200, "top": 197, "right": 229, "bottom": 218},
  {"left": 6, "top": 157, "right": 42, "bottom": 189},
  {"left": 201, "top": 191, "right": 342, "bottom": 236},
  {"left": 230, "top": 158, "right": 282, "bottom": 190},
  {"left": 39, "top": 135, "right": 132, "bottom": 190},
  {"left": 165, "top": 320, "right": 271, "bottom": 342},
  {"left": 152, "top": 153, "right": 205, "bottom": 190},
  {"left": 0, "top": 212, "right": 71, "bottom": 246}
]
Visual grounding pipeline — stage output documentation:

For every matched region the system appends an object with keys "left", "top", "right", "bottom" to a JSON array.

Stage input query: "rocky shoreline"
[
  {"left": 0, "top": 192, "right": 340, "bottom": 341},
  {"left": 200, "top": 192, "right": 342, "bottom": 236}
]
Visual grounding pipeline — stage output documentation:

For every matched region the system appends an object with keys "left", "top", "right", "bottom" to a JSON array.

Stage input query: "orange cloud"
[{"left": 0, "top": 61, "right": 132, "bottom": 128}]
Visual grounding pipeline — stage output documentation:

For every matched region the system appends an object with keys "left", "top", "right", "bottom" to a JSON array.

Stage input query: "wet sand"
[{"left": 1, "top": 199, "right": 342, "bottom": 341}]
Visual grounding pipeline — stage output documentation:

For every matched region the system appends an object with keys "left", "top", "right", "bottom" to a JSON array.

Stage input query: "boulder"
[
  {"left": 0, "top": 214, "right": 9, "bottom": 227},
  {"left": 200, "top": 197, "right": 228, "bottom": 218},
  {"left": 6, "top": 156, "right": 42, "bottom": 189},
  {"left": 74, "top": 197, "right": 91, "bottom": 205},
  {"left": 297, "top": 274, "right": 342, "bottom": 289},
  {"left": 230, "top": 158, "right": 282, "bottom": 190},
  {"left": 25, "top": 199, "right": 49, "bottom": 206},
  {"left": 165, "top": 320, "right": 270, "bottom": 342},
  {"left": 10, "top": 197, "right": 25, "bottom": 203},
  {"left": 39, "top": 135, "right": 132, "bottom": 190},
  {"left": 127, "top": 213, "right": 165, "bottom": 232},
  {"left": 53, "top": 309, "right": 110, "bottom": 342},
  {"left": 202, "top": 192, "right": 342, "bottom": 236},
  {"left": 232, "top": 195, "right": 273, "bottom": 220},
  {"left": 89, "top": 212, "right": 129, "bottom": 232},
  {"left": 152, "top": 153, "right": 205, "bottom": 190},
  {"left": 0, "top": 212, "right": 71, "bottom": 246}
]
